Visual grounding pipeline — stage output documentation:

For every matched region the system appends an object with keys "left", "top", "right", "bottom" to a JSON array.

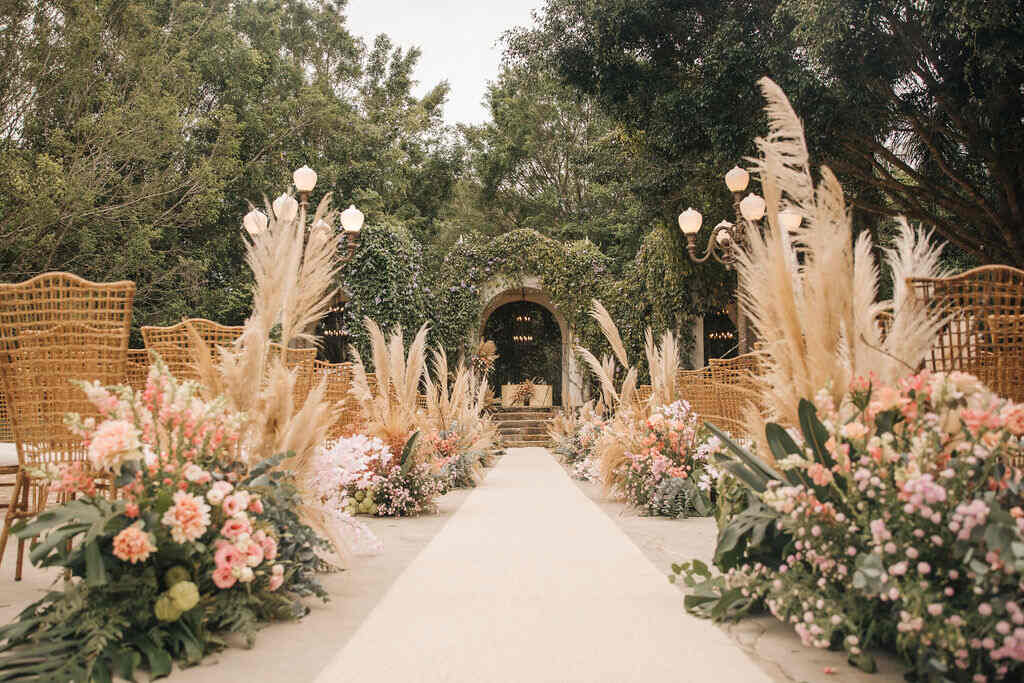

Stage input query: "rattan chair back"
[
  {"left": 141, "top": 318, "right": 243, "bottom": 381},
  {"left": 0, "top": 389, "right": 10, "bottom": 441},
  {"left": 5, "top": 322, "right": 128, "bottom": 467},
  {"left": 313, "top": 361, "right": 361, "bottom": 440},
  {"left": 125, "top": 349, "right": 149, "bottom": 392},
  {"left": 909, "top": 265, "right": 1024, "bottom": 401}
]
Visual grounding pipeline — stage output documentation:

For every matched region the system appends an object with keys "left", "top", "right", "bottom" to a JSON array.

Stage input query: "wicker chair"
[
  {"left": 125, "top": 348, "right": 150, "bottom": 392},
  {"left": 0, "top": 273, "right": 134, "bottom": 579},
  {"left": 141, "top": 318, "right": 244, "bottom": 382},
  {"left": 313, "top": 361, "right": 361, "bottom": 441},
  {"left": 0, "top": 388, "right": 11, "bottom": 441},
  {"left": 909, "top": 265, "right": 1024, "bottom": 402}
]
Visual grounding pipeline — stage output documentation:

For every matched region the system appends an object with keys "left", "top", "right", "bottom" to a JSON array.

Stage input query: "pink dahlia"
[
  {"left": 112, "top": 525, "right": 156, "bottom": 564},
  {"left": 161, "top": 491, "right": 211, "bottom": 544}
]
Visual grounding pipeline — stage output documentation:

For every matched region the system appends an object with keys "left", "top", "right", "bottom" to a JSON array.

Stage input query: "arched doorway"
[{"left": 483, "top": 300, "right": 562, "bottom": 406}]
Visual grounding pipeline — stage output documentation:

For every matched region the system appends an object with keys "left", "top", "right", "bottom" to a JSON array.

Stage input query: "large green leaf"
[{"left": 797, "top": 399, "right": 834, "bottom": 469}]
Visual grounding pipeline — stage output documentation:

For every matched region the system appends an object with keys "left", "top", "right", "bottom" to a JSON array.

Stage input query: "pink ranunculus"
[
  {"left": 112, "top": 525, "right": 156, "bottom": 564},
  {"left": 220, "top": 516, "right": 252, "bottom": 540},
  {"left": 206, "top": 480, "right": 233, "bottom": 505},
  {"left": 160, "top": 491, "right": 211, "bottom": 544},
  {"left": 214, "top": 543, "right": 245, "bottom": 570},
  {"left": 212, "top": 565, "right": 237, "bottom": 589},
  {"left": 1001, "top": 403, "right": 1024, "bottom": 436},
  {"left": 87, "top": 419, "right": 142, "bottom": 470}
]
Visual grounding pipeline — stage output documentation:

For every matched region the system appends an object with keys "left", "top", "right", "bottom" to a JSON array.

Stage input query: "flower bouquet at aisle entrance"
[{"left": 0, "top": 360, "right": 331, "bottom": 682}]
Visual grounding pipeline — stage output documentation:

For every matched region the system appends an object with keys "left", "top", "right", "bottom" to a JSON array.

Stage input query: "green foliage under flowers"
[{"left": 672, "top": 372, "right": 1024, "bottom": 680}]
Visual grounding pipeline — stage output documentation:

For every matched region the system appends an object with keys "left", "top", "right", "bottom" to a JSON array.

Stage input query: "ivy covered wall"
[{"left": 340, "top": 224, "right": 732, "bottom": 372}]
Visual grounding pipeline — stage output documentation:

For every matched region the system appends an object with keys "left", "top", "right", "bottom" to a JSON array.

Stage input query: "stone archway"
[{"left": 477, "top": 278, "right": 585, "bottom": 408}]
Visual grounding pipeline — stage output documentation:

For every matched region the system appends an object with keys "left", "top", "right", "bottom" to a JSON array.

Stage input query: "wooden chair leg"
[
  {"left": 15, "top": 537, "right": 25, "bottom": 581},
  {"left": 0, "top": 473, "right": 23, "bottom": 571}
]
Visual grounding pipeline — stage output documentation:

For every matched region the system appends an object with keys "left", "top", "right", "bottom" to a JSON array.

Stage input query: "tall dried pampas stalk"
[
  {"left": 349, "top": 319, "right": 429, "bottom": 456},
  {"left": 737, "top": 77, "right": 948, "bottom": 431}
]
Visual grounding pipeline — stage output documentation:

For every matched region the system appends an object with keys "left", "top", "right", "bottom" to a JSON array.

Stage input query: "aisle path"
[{"left": 315, "top": 447, "right": 772, "bottom": 683}]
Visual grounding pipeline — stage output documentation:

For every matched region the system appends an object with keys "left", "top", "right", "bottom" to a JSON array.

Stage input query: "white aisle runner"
[{"left": 315, "top": 447, "right": 771, "bottom": 683}]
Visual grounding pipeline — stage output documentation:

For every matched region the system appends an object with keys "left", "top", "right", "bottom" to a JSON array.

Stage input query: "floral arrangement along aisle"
[
  {"left": 0, "top": 361, "right": 329, "bottom": 680},
  {"left": 617, "top": 401, "right": 712, "bottom": 518},
  {"left": 679, "top": 373, "right": 1024, "bottom": 679},
  {"left": 672, "top": 78, "right": 1024, "bottom": 681}
]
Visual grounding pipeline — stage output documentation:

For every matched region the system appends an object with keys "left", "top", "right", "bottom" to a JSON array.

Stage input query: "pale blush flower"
[
  {"left": 980, "top": 603, "right": 993, "bottom": 616},
  {"left": 841, "top": 421, "right": 870, "bottom": 440},
  {"left": 808, "top": 462, "right": 834, "bottom": 486},
  {"left": 927, "top": 603, "right": 943, "bottom": 616},
  {"left": 87, "top": 419, "right": 142, "bottom": 470},
  {"left": 183, "top": 464, "right": 210, "bottom": 483},
  {"left": 206, "top": 480, "right": 233, "bottom": 505},
  {"left": 222, "top": 492, "right": 249, "bottom": 518},
  {"left": 238, "top": 566, "right": 254, "bottom": 583},
  {"left": 260, "top": 535, "right": 278, "bottom": 561},
  {"left": 161, "top": 491, "right": 211, "bottom": 543},
  {"left": 212, "top": 565, "right": 236, "bottom": 589},
  {"left": 112, "top": 526, "right": 156, "bottom": 564},
  {"left": 249, "top": 498, "right": 264, "bottom": 514},
  {"left": 220, "top": 517, "right": 252, "bottom": 540},
  {"left": 871, "top": 385, "right": 903, "bottom": 412},
  {"left": 1001, "top": 403, "right": 1024, "bottom": 436},
  {"left": 244, "top": 542, "right": 265, "bottom": 567},
  {"left": 214, "top": 543, "right": 245, "bottom": 570}
]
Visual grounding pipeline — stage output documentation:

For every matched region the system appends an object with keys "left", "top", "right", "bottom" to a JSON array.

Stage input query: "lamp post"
[
  {"left": 679, "top": 166, "right": 768, "bottom": 355},
  {"left": 242, "top": 167, "right": 365, "bottom": 355}
]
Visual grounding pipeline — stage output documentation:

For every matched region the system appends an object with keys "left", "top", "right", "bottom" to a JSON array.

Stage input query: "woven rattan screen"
[
  {"left": 313, "top": 361, "right": 361, "bottom": 440},
  {"left": 141, "top": 318, "right": 243, "bottom": 381},
  {"left": 125, "top": 349, "right": 149, "bottom": 392},
  {"left": 0, "top": 388, "right": 11, "bottom": 441},
  {"left": 909, "top": 265, "right": 1024, "bottom": 402},
  {"left": 5, "top": 323, "right": 129, "bottom": 466}
]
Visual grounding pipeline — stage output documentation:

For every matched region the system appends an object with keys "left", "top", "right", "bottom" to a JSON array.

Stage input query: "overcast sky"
[{"left": 344, "top": 0, "right": 543, "bottom": 125}]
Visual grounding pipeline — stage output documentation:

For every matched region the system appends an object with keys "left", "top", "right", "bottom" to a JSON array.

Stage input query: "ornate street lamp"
[{"left": 678, "top": 166, "right": 769, "bottom": 355}]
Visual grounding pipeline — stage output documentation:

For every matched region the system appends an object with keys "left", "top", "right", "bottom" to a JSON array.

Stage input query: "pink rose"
[
  {"left": 214, "top": 543, "right": 245, "bottom": 570},
  {"left": 268, "top": 564, "right": 284, "bottom": 591},
  {"left": 248, "top": 498, "right": 264, "bottom": 515},
  {"left": 212, "top": 565, "right": 236, "bottom": 589},
  {"left": 220, "top": 517, "right": 251, "bottom": 540}
]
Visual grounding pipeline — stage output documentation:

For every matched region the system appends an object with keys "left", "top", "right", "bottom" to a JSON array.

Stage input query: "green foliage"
[
  {"left": 0, "top": 0, "right": 459, "bottom": 341},
  {"left": 340, "top": 222, "right": 429, "bottom": 360}
]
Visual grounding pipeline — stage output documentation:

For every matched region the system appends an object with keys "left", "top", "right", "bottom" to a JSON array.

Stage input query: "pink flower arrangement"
[
  {"left": 86, "top": 419, "right": 142, "bottom": 470},
  {"left": 714, "top": 371, "right": 1024, "bottom": 679}
]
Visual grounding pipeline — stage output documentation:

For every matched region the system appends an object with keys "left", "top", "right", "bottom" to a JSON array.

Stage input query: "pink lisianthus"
[
  {"left": 214, "top": 542, "right": 245, "bottom": 570},
  {"left": 206, "top": 480, "right": 233, "bottom": 505},
  {"left": 212, "top": 565, "right": 237, "bottom": 589},
  {"left": 268, "top": 564, "right": 284, "bottom": 591},
  {"left": 220, "top": 516, "right": 252, "bottom": 540},
  {"left": 260, "top": 534, "right": 278, "bottom": 561},
  {"left": 183, "top": 463, "right": 211, "bottom": 484},
  {"left": 112, "top": 525, "right": 156, "bottom": 564},
  {"left": 222, "top": 492, "right": 249, "bottom": 518},
  {"left": 244, "top": 542, "right": 265, "bottom": 567},
  {"left": 160, "top": 491, "right": 211, "bottom": 543},
  {"left": 87, "top": 419, "right": 142, "bottom": 470}
]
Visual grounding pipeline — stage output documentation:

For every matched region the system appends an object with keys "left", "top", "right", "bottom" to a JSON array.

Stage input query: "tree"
[
  {"left": 505, "top": 0, "right": 865, "bottom": 237},
  {"left": 784, "top": 0, "right": 1024, "bottom": 267},
  {"left": 0, "top": 0, "right": 460, "bottom": 336},
  {"left": 450, "top": 64, "right": 648, "bottom": 268}
]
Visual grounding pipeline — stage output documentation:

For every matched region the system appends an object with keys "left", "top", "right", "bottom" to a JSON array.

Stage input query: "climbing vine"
[{"left": 340, "top": 225, "right": 732, "bottom": 373}]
